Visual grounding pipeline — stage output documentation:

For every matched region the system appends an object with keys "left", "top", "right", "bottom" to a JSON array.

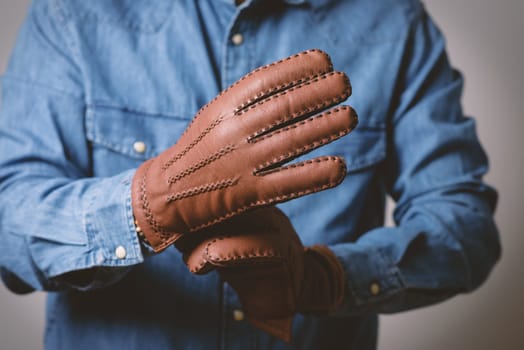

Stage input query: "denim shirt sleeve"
[
  {"left": 0, "top": 1, "right": 143, "bottom": 292},
  {"left": 330, "top": 7, "right": 500, "bottom": 315}
]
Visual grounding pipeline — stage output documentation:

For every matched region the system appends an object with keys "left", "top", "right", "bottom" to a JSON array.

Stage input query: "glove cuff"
[
  {"left": 131, "top": 159, "right": 182, "bottom": 252},
  {"left": 300, "top": 245, "right": 346, "bottom": 314}
]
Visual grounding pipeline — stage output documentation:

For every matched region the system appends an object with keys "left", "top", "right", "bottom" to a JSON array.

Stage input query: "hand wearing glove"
[
  {"left": 132, "top": 49, "right": 358, "bottom": 252},
  {"left": 182, "top": 207, "right": 346, "bottom": 342}
]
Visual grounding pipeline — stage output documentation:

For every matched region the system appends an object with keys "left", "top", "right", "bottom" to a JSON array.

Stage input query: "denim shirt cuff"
[
  {"left": 32, "top": 170, "right": 145, "bottom": 283},
  {"left": 329, "top": 243, "right": 405, "bottom": 315},
  {"left": 83, "top": 169, "right": 144, "bottom": 270}
]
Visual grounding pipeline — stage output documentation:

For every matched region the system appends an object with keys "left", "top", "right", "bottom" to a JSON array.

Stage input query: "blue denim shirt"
[{"left": 0, "top": 0, "right": 500, "bottom": 349}]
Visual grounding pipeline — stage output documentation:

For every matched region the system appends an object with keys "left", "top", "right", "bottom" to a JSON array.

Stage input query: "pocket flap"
[
  {"left": 341, "top": 125, "right": 386, "bottom": 172},
  {"left": 86, "top": 106, "right": 189, "bottom": 160}
]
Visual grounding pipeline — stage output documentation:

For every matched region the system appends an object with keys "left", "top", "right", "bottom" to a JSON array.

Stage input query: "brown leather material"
[
  {"left": 131, "top": 49, "right": 358, "bottom": 252},
  {"left": 299, "top": 245, "right": 347, "bottom": 314},
  {"left": 184, "top": 207, "right": 346, "bottom": 342},
  {"left": 249, "top": 317, "right": 294, "bottom": 343}
]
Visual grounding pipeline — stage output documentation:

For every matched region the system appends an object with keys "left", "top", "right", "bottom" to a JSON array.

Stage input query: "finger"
[
  {"left": 229, "top": 71, "right": 351, "bottom": 140},
  {"left": 252, "top": 156, "right": 347, "bottom": 204},
  {"left": 184, "top": 237, "right": 213, "bottom": 274},
  {"left": 176, "top": 156, "right": 345, "bottom": 233},
  {"left": 251, "top": 106, "right": 358, "bottom": 172},
  {"left": 184, "top": 208, "right": 288, "bottom": 274},
  {"left": 205, "top": 232, "right": 286, "bottom": 267},
  {"left": 207, "top": 49, "right": 334, "bottom": 114}
]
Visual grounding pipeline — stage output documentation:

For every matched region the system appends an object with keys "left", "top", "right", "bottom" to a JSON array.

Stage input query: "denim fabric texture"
[{"left": 0, "top": 0, "right": 500, "bottom": 349}]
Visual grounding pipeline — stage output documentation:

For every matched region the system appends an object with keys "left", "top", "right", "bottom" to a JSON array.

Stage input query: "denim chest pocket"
[{"left": 85, "top": 106, "right": 190, "bottom": 176}]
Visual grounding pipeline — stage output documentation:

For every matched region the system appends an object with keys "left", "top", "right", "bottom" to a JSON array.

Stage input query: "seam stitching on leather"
[
  {"left": 139, "top": 162, "right": 170, "bottom": 241},
  {"left": 205, "top": 49, "right": 333, "bottom": 115},
  {"left": 252, "top": 106, "right": 349, "bottom": 144},
  {"left": 166, "top": 178, "right": 239, "bottom": 203},
  {"left": 190, "top": 238, "right": 219, "bottom": 273},
  {"left": 233, "top": 70, "right": 335, "bottom": 113},
  {"left": 167, "top": 144, "right": 236, "bottom": 184},
  {"left": 255, "top": 134, "right": 349, "bottom": 172},
  {"left": 238, "top": 71, "right": 348, "bottom": 117},
  {"left": 161, "top": 116, "right": 225, "bottom": 170}
]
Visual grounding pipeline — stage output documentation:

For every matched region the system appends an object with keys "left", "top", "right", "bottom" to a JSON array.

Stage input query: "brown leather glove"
[
  {"left": 183, "top": 207, "right": 346, "bottom": 342},
  {"left": 132, "top": 49, "right": 358, "bottom": 252}
]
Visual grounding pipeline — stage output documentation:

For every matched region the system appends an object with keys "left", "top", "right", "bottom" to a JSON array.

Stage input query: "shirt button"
[
  {"left": 231, "top": 33, "right": 244, "bottom": 46},
  {"left": 133, "top": 141, "right": 147, "bottom": 154},
  {"left": 370, "top": 282, "right": 381, "bottom": 296},
  {"left": 233, "top": 309, "right": 245, "bottom": 321},
  {"left": 115, "top": 246, "right": 127, "bottom": 259}
]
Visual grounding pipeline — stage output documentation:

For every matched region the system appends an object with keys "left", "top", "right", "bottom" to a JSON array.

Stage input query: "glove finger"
[
  {"left": 210, "top": 49, "right": 334, "bottom": 114},
  {"left": 185, "top": 233, "right": 285, "bottom": 274},
  {"left": 181, "top": 156, "right": 347, "bottom": 220},
  {"left": 184, "top": 207, "right": 291, "bottom": 273},
  {"left": 205, "top": 233, "right": 288, "bottom": 267},
  {"left": 230, "top": 71, "right": 351, "bottom": 140},
  {"left": 251, "top": 106, "right": 357, "bottom": 173},
  {"left": 181, "top": 234, "right": 215, "bottom": 274},
  {"left": 252, "top": 155, "right": 347, "bottom": 204}
]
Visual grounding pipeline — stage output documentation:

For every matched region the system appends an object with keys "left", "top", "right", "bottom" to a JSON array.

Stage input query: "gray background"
[{"left": 0, "top": 1, "right": 523, "bottom": 349}]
